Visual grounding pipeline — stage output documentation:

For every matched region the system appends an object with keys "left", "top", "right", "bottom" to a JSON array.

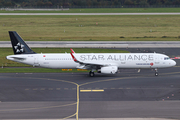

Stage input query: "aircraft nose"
[{"left": 171, "top": 60, "right": 176, "bottom": 66}]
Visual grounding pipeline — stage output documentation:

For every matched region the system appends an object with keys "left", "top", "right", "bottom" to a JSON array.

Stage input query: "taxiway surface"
[
  {"left": 0, "top": 67, "right": 180, "bottom": 119},
  {"left": 0, "top": 47, "right": 180, "bottom": 119}
]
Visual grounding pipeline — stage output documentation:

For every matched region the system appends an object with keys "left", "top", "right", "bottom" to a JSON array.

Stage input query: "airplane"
[{"left": 6, "top": 31, "right": 176, "bottom": 77}]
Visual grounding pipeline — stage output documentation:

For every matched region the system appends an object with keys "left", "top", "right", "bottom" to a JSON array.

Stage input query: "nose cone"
[{"left": 171, "top": 60, "right": 176, "bottom": 66}]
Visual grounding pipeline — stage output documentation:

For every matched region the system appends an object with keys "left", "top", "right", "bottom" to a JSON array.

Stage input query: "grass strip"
[{"left": 0, "top": 15, "right": 180, "bottom": 41}]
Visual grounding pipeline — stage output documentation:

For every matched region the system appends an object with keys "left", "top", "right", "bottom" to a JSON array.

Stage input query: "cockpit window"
[{"left": 164, "top": 57, "right": 170, "bottom": 60}]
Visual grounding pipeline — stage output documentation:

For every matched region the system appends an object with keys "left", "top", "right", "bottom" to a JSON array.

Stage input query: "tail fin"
[{"left": 9, "top": 31, "right": 36, "bottom": 55}]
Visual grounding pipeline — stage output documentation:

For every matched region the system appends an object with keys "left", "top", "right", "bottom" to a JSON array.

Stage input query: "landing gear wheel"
[
  {"left": 155, "top": 68, "right": 158, "bottom": 76},
  {"left": 155, "top": 72, "right": 158, "bottom": 76},
  {"left": 89, "top": 71, "right": 95, "bottom": 77}
]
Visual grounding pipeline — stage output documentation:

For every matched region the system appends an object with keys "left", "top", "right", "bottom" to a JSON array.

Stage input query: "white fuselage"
[{"left": 6, "top": 53, "right": 176, "bottom": 69}]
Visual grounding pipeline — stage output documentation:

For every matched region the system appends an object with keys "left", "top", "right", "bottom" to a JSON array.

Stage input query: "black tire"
[
  {"left": 89, "top": 71, "right": 94, "bottom": 77},
  {"left": 155, "top": 72, "right": 158, "bottom": 76}
]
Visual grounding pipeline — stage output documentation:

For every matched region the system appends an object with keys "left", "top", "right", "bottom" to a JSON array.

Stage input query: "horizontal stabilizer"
[{"left": 6, "top": 55, "right": 26, "bottom": 61}]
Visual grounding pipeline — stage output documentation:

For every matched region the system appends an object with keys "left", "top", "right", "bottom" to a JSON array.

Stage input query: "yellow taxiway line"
[{"left": 80, "top": 89, "right": 104, "bottom": 92}]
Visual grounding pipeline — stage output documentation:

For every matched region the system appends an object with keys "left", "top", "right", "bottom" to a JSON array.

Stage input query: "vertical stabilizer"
[{"left": 9, "top": 31, "right": 36, "bottom": 55}]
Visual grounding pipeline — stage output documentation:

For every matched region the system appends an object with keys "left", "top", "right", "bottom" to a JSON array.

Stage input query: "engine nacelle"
[{"left": 100, "top": 66, "right": 118, "bottom": 74}]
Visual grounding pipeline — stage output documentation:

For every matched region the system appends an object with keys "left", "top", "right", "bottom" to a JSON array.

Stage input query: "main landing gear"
[
  {"left": 155, "top": 68, "right": 158, "bottom": 76},
  {"left": 89, "top": 71, "right": 95, "bottom": 77}
]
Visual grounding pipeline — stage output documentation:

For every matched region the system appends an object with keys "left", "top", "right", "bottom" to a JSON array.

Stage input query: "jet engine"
[{"left": 100, "top": 66, "right": 118, "bottom": 74}]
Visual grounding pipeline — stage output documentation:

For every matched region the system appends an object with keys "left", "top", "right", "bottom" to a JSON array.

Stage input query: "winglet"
[
  {"left": 70, "top": 52, "right": 78, "bottom": 62},
  {"left": 70, "top": 48, "right": 75, "bottom": 53}
]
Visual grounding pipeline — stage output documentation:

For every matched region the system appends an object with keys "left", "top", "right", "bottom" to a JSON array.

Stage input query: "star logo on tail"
[{"left": 14, "top": 42, "right": 25, "bottom": 53}]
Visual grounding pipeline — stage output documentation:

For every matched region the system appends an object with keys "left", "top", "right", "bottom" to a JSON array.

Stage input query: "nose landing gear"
[{"left": 155, "top": 68, "right": 158, "bottom": 76}]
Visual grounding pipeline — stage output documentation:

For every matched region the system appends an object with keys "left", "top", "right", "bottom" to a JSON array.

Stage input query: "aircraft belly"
[
  {"left": 40, "top": 60, "right": 77, "bottom": 69},
  {"left": 57, "top": 61, "right": 77, "bottom": 69}
]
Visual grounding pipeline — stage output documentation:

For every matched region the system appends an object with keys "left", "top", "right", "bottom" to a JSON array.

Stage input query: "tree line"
[{"left": 0, "top": 0, "right": 180, "bottom": 7}]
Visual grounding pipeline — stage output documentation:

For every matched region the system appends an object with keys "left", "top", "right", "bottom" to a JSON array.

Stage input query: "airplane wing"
[{"left": 70, "top": 53, "right": 117, "bottom": 70}]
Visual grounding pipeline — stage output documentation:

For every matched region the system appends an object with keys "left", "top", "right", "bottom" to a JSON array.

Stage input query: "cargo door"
[{"left": 34, "top": 57, "right": 39, "bottom": 67}]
